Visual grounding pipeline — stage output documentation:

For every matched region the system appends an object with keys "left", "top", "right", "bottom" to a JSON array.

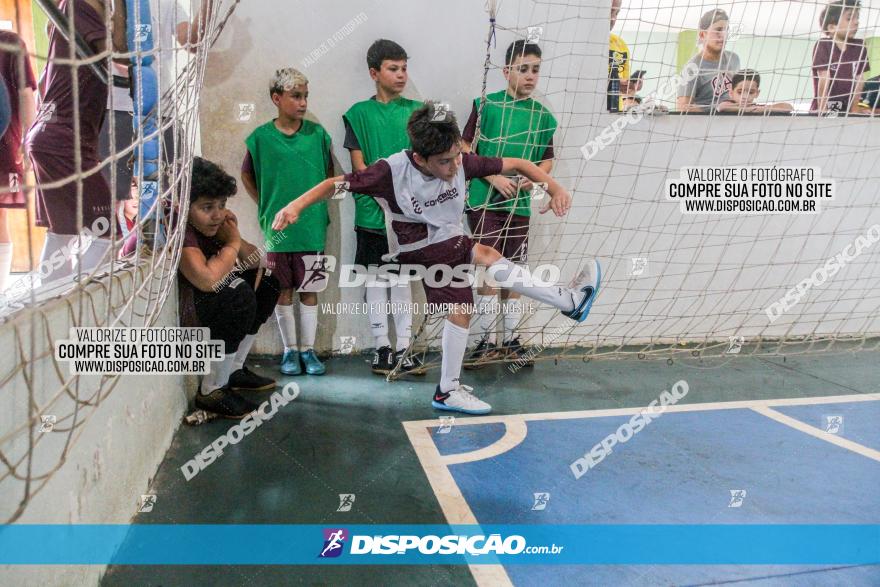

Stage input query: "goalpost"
[{"left": 393, "top": 0, "right": 880, "bottom": 377}]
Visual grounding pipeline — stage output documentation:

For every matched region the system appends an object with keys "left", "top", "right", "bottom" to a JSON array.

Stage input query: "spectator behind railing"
[
  {"left": 812, "top": 0, "right": 873, "bottom": 115},
  {"left": 622, "top": 69, "right": 644, "bottom": 110},
  {"left": 717, "top": 70, "right": 794, "bottom": 113},
  {"left": 608, "top": 0, "right": 631, "bottom": 112},
  {"left": 677, "top": 9, "right": 741, "bottom": 113}
]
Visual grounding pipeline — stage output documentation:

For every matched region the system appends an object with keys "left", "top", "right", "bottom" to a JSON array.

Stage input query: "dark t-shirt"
[
  {"left": 178, "top": 222, "right": 225, "bottom": 326},
  {"left": 811, "top": 37, "right": 870, "bottom": 112},
  {"left": 0, "top": 31, "right": 37, "bottom": 178},
  {"left": 341, "top": 117, "right": 385, "bottom": 236},
  {"left": 26, "top": 0, "right": 107, "bottom": 160},
  {"left": 343, "top": 117, "right": 361, "bottom": 150}
]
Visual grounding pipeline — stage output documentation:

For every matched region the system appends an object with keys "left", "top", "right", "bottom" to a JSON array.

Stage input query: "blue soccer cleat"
[
  {"left": 300, "top": 349, "right": 326, "bottom": 376},
  {"left": 562, "top": 259, "right": 602, "bottom": 323},
  {"left": 280, "top": 348, "right": 302, "bottom": 375}
]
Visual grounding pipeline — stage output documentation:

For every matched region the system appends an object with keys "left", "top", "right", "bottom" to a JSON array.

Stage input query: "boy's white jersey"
[{"left": 378, "top": 151, "right": 469, "bottom": 258}]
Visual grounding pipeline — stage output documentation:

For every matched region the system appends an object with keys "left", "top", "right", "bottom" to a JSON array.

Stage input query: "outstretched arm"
[
  {"left": 499, "top": 158, "right": 570, "bottom": 217},
  {"left": 271, "top": 176, "right": 344, "bottom": 230}
]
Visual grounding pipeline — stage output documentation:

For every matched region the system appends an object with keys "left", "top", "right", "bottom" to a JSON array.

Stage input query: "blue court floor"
[
  {"left": 405, "top": 393, "right": 880, "bottom": 586},
  {"left": 101, "top": 350, "right": 880, "bottom": 586}
]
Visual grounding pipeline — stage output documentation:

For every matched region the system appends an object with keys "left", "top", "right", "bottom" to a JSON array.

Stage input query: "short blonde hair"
[{"left": 270, "top": 68, "right": 309, "bottom": 98}]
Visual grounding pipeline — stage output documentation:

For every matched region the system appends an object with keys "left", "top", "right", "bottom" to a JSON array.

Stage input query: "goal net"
[
  {"left": 0, "top": 0, "right": 239, "bottom": 523},
  {"left": 401, "top": 0, "right": 880, "bottom": 375}
]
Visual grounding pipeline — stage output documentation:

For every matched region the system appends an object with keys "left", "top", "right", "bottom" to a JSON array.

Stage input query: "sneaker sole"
[
  {"left": 431, "top": 400, "right": 492, "bottom": 415},
  {"left": 193, "top": 403, "right": 255, "bottom": 420},
  {"left": 229, "top": 382, "right": 277, "bottom": 392},
  {"left": 217, "top": 411, "right": 254, "bottom": 420}
]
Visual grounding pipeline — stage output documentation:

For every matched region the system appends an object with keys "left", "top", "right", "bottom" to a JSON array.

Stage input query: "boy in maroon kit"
[
  {"left": 0, "top": 30, "right": 37, "bottom": 291},
  {"left": 272, "top": 104, "right": 602, "bottom": 415},
  {"left": 26, "top": 0, "right": 127, "bottom": 284},
  {"left": 811, "top": 0, "right": 872, "bottom": 115}
]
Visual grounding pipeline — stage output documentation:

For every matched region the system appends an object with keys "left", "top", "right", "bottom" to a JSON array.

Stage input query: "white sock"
[
  {"left": 275, "top": 304, "right": 298, "bottom": 352},
  {"left": 201, "top": 352, "right": 237, "bottom": 395},
  {"left": 366, "top": 279, "right": 390, "bottom": 348},
  {"left": 38, "top": 232, "right": 76, "bottom": 285},
  {"left": 390, "top": 280, "right": 412, "bottom": 351},
  {"left": 503, "top": 298, "right": 523, "bottom": 343},
  {"left": 300, "top": 303, "right": 318, "bottom": 351},
  {"left": 75, "top": 237, "right": 112, "bottom": 274},
  {"left": 440, "top": 319, "right": 469, "bottom": 393},
  {"left": 231, "top": 333, "right": 256, "bottom": 372},
  {"left": 488, "top": 258, "right": 574, "bottom": 312},
  {"left": 475, "top": 294, "right": 497, "bottom": 343},
  {"left": 0, "top": 242, "right": 12, "bottom": 291}
]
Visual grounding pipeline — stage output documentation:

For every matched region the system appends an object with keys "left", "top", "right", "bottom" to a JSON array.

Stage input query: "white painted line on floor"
[{"left": 752, "top": 406, "right": 880, "bottom": 462}]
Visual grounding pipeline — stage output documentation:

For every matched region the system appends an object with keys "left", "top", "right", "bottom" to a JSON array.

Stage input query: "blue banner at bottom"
[{"left": 0, "top": 525, "right": 878, "bottom": 565}]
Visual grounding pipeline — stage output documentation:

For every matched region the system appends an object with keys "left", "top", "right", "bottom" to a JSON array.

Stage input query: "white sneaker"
[
  {"left": 432, "top": 384, "right": 492, "bottom": 415},
  {"left": 562, "top": 259, "right": 601, "bottom": 323}
]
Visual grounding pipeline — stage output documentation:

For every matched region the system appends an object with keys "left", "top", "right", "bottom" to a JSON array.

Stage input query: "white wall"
[
  {"left": 0, "top": 268, "right": 188, "bottom": 586},
  {"left": 199, "top": 0, "right": 880, "bottom": 356}
]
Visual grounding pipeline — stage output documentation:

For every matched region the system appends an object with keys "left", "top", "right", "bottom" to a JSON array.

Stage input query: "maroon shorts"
[
  {"left": 267, "top": 251, "right": 328, "bottom": 292},
  {"left": 397, "top": 235, "right": 475, "bottom": 308},
  {"left": 30, "top": 150, "right": 113, "bottom": 235},
  {"left": 466, "top": 209, "right": 529, "bottom": 263}
]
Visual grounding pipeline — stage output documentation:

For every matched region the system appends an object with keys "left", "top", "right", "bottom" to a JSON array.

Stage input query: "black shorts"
[
  {"left": 182, "top": 268, "right": 281, "bottom": 353},
  {"left": 355, "top": 228, "right": 390, "bottom": 267}
]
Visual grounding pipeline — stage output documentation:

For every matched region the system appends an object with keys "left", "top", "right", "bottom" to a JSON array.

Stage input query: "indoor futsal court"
[{"left": 96, "top": 347, "right": 880, "bottom": 586}]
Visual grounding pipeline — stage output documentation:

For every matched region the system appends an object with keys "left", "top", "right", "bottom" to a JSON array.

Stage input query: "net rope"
[{"left": 0, "top": 0, "right": 239, "bottom": 523}]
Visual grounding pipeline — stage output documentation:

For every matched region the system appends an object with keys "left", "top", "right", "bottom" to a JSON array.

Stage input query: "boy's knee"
[
  {"left": 299, "top": 291, "right": 318, "bottom": 306},
  {"left": 447, "top": 311, "right": 471, "bottom": 329},
  {"left": 218, "top": 277, "right": 258, "bottom": 316},
  {"left": 473, "top": 243, "right": 501, "bottom": 266},
  {"left": 278, "top": 288, "right": 295, "bottom": 305}
]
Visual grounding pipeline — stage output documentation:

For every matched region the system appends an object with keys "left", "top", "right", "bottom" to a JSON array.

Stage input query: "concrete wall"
[
  {"left": 198, "top": 0, "right": 880, "bottom": 356},
  {"left": 0, "top": 266, "right": 188, "bottom": 586}
]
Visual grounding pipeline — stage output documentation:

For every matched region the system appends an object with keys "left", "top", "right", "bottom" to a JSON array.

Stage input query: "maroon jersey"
[
  {"left": 178, "top": 223, "right": 225, "bottom": 327},
  {"left": 27, "top": 0, "right": 112, "bottom": 233},
  {"left": 811, "top": 37, "right": 870, "bottom": 113},
  {"left": 26, "top": 0, "right": 108, "bottom": 159},
  {"left": 0, "top": 31, "right": 37, "bottom": 183}
]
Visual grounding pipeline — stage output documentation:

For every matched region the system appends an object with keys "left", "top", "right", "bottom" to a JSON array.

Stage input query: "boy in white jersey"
[{"left": 273, "top": 103, "right": 601, "bottom": 414}]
